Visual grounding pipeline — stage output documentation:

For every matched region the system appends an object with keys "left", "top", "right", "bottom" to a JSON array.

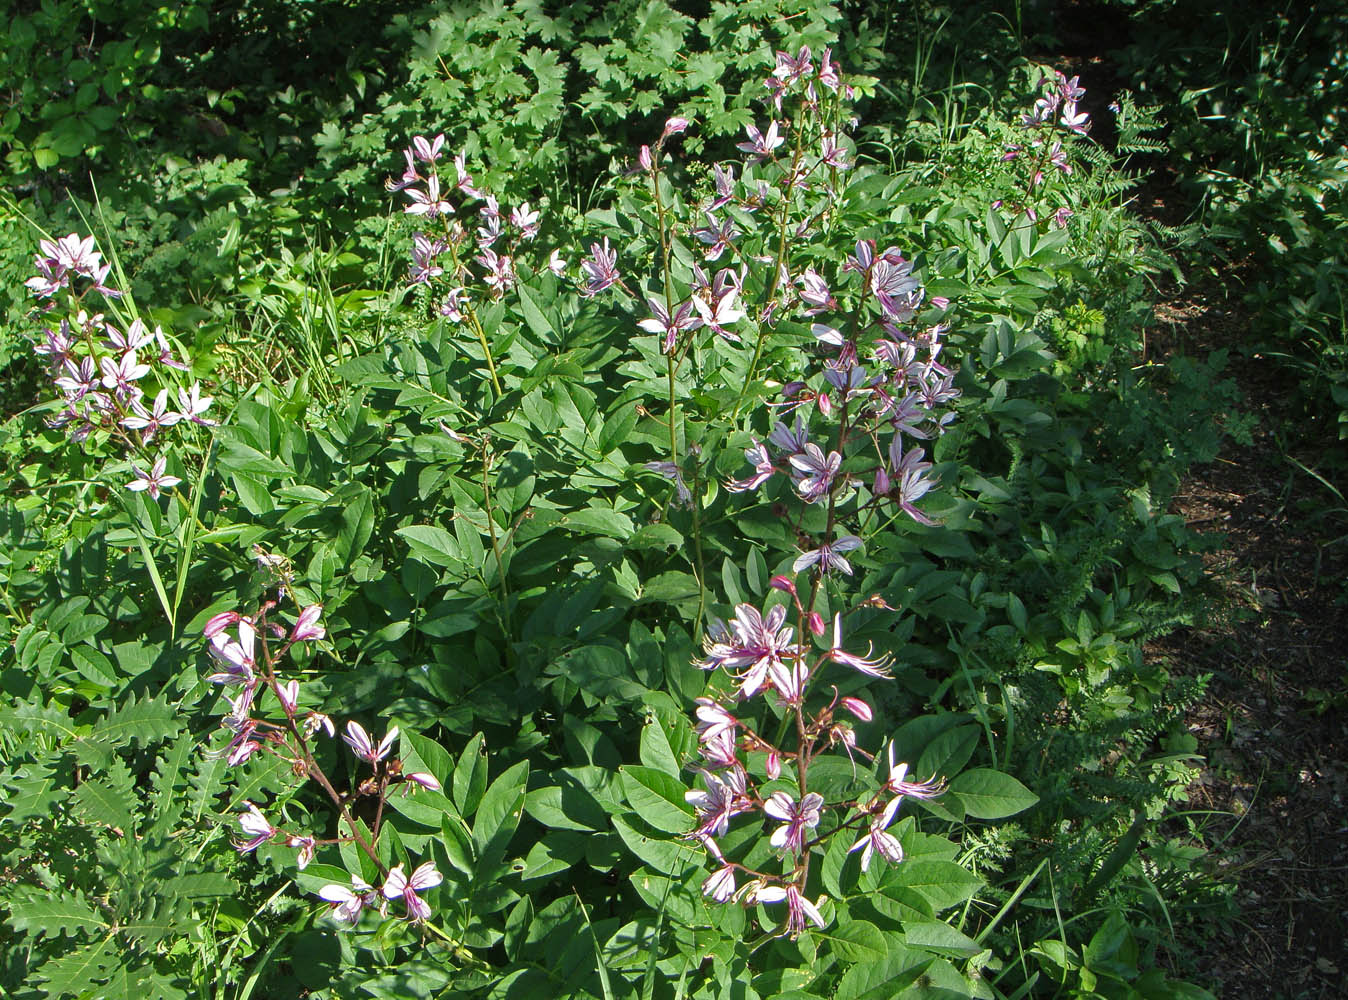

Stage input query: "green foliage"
[{"left": 0, "top": 3, "right": 1250, "bottom": 998}]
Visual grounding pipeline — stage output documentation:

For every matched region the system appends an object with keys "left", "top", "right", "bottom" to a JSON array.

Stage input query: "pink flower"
[
  {"left": 725, "top": 439, "right": 774, "bottom": 494},
  {"left": 751, "top": 884, "right": 827, "bottom": 934},
  {"left": 411, "top": 134, "right": 446, "bottom": 164},
  {"left": 204, "top": 611, "right": 244, "bottom": 638},
  {"left": 580, "top": 237, "right": 620, "bottom": 297},
  {"left": 405, "top": 174, "right": 453, "bottom": 218},
  {"left": 690, "top": 284, "right": 745, "bottom": 342},
  {"left": 693, "top": 211, "right": 738, "bottom": 262},
  {"left": 127, "top": 455, "right": 182, "bottom": 500},
  {"left": 849, "top": 796, "right": 904, "bottom": 871},
  {"left": 794, "top": 534, "right": 862, "bottom": 576},
  {"left": 840, "top": 696, "right": 872, "bottom": 722},
  {"left": 828, "top": 613, "right": 893, "bottom": 679},
  {"left": 685, "top": 767, "right": 749, "bottom": 840},
  {"left": 772, "top": 46, "right": 813, "bottom": 86},
  {"left": 383, "top": 861, "right": 442, "bottom": 922},
  {"left": 736, "top": 121, "right": 784, "bottom": 162},
  {"left": 207, "top": 618, "right": 257, "bottom": 685},
  {"left": 320, "top": 876, "right": 377, "bottom": 924},
  {"left": 343, "top": 721, "right": 398, "bottom": 764},
  {"left": 693, "top": 698, "right": 739, "bottom": 744},
  {"left": 99, "top": 351, "right": 150, "bottom": 395},
  {"left": 764, "top": 791, "right": 823, "bottom": 856},
  {"left": 291, "top": 604, "right": 325, "bottom": 643},
  {"left": 883, "top": 744, "right": 945, "bottom": 801},
  {"left": 818, "top": 47, "right": 840, "bottom": 91},
  {"left": 788, "top": 443, "right": 841, "bottom": 503},
  {"left": 510, "top": 202, "right": 540, "bottom": 240},
  {"left": 636, "top": 297, "right": 702, "bottom": 354},
  {"left": 287, "top": 834, "right": 317, "bottom": 870},
  {"left": 235, "top": 802, "right": 275, "bottom": 853},
  {"left": 267, "top": 681, "right": 295, "bottom": 717},
  {"left": 405, "top": 771, "right": 442, "bottom": 791},
  {"left": 660, "top": 116, "right": 691, "bottom": 142},
  {"left": 177, "top": 383, "right": 216, "bottom": 426}
]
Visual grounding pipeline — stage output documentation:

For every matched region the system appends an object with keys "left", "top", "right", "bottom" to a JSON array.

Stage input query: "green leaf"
[
  {"left": 453, "top": 733, "right": 488, "bottom": 816},
  {"left": 564, "top": 507, "right": 634, "bottom": 539},
  {"left": 396, "top": 525, "right": 461, "bottom": 567},
  {"left": 611, "top": 814, "right": 700, "bottom": 875},
  {"left": 884, "top": 861, "right": 983, "bottom": 911},
  {"left": 35, "top": 938, "right": 118, "bottom": 995},
  {"left": 827, "top": 919, "right": 889, "bottom": 963},
  {"left": 915, "top": 725, "right": 980, "bottom": 783},
  {"left": 618, "top": 765, "right": 693, "bottom": 834},
  {"left": 902, "top": 919, "right": 982, "bottom": 958},
  {"left": 637, "top": 707, "right": 684, "bottom": 777},
  {"left": 216, "top": 439, "right": 295, "bottom": 478},
  {"left": 515, "top": 281, "right": 559, "bottom": 345},
  {"left": 74, "top": 778, "right": 134, "bottom": 832},
  {"left": 70, "top": 645, "right": 118, "bottom": 687},
  {"left": 472, "top": 760, "right": 529, "bottom": 865},
  {"left": 8, "top": 890, "right": 107, "bottom": 938},
  {"left": 948, "top": 768, "right": 1039, "bottom": 819}
]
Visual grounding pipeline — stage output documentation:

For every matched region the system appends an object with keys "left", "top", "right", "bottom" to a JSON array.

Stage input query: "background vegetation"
[{"left": 1, "top": 1, "right": 1342, "bottom": 997}]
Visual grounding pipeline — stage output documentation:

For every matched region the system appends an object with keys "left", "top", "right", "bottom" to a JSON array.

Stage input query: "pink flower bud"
[
  {"left": 770, "top": 575, "right": 797, "bottom": 595},
  {"left": 807, "top": 612, "right": 826, "bottom": 636},
  {"left": 931, "top": 296, "right": 950, "bottom": 310},
  {"left": 873, "top": 467, "right": 891, "bottom": 496},
  {"left": 817, "top": 392, "right": 833, "bottom": 417},
  {"left": 840, "top": 696, "right": 872, "bottom": 722},
  {"left": 406, "top": 771, "right": 442, "bottom": 791},
  {"left": 638, "top": 145, "right": 654, "bottom": 172},
  {"left": 766, "top": 749, "right": 781, "bottom": 780},
  {"left": 662, "top": 116, "right": 691, "bottom": 139},
  {"left": 291, "top": 604, "right": 325, "bottom": 643},
  {"left": 204, "top": 611, "right": 242, "bottom": 638},
  {"left": 277, "top": 679, "right": 300, "bottom": 714}
]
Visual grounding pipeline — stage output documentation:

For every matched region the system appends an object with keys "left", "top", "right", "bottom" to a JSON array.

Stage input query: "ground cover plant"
[{"left": 0, "top": 1, "right": 1291, "bottom": 997}]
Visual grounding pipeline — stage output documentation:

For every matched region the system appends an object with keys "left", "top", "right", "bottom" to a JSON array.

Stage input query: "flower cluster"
[
  {"left": 723, "top": 236, "right": 959, "bottom": 575},
  {"left": 1001, "top": 70, "right": 1095, "bottom": 228},
  {"left": 26, "top": 234, "right": 213, "bottom": 498},
  {"left": 389, "top": 134, "right": 560, "bottom": 306},
  {"left": 211, "top": 551, "right": 443, "bottom": 925},
  {"left": 686, "top": 584, "right": 945, "bottom": 935}
]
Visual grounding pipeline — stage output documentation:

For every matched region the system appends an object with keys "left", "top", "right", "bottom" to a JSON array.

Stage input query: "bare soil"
[{"left": 1144, "top": 275, "right": 1348, "bottom": 999}]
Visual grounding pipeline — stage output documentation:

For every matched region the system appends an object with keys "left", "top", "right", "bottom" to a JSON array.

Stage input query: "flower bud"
[
  {"left": 662, "top": 116, "right": 691, "bottom": 139},
  {"left": 806, "top": 612, "right": 826, "bottom": 636},
  {"left": 873, "top": 467, "right": 891, "bottom": 496},
  {"left": 765, "top": 749, "right": 781, "bottom": 780},
  {"left": 204, "top": 611, "right": 242, "bottom": 638},
  {"left": 840, "top": 696, "right": 872, "bottom": 722},
  {"left": 817, "top": 392, "right": 833, "bottom": 417},
  {"left": 638, "top": 145, "right": 654, "bottom": 172},
  {"left": 769, "top": 575, "right": 797, "bottom": 595}
]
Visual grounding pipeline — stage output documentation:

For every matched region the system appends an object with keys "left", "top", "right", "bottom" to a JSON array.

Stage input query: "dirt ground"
[{"left": 1143, "top": 274, "right": 1348, "bottom": 999}]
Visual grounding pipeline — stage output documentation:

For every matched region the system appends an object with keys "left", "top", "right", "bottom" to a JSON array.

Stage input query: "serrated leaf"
[
  {"left": 9, "top": 889, "right": 107, "bottom": 938},
  {"left": 75, "top": 778, "right": 134, "bottom": 832},
  {"left": 35, "top": 937, "right": 117, "bottom": 996}
]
